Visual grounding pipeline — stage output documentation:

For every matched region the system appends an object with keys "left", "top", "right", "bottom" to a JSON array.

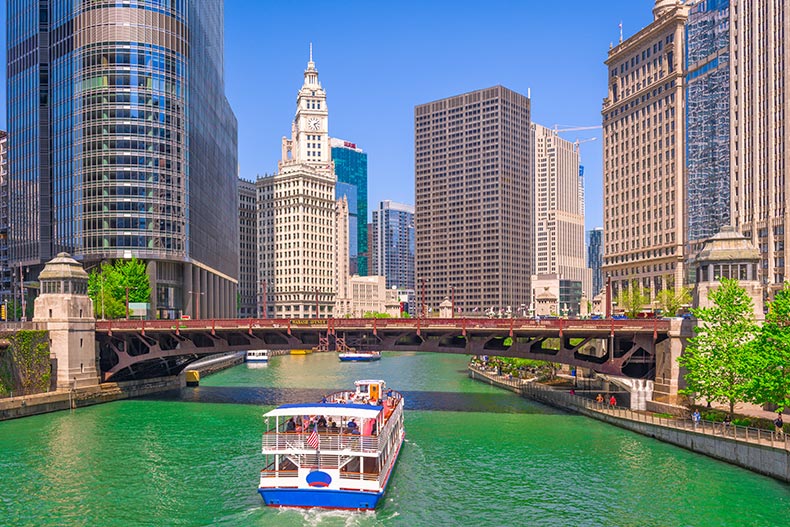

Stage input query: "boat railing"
[
  {"left": 260, "top": 469, "right": 298, "bottom": 478},
  {"left": 338, "top": 471, "right": 380, "bottom": 482},
  {"left": 262, "top": 432, "right": 380, "bottom": 453}
]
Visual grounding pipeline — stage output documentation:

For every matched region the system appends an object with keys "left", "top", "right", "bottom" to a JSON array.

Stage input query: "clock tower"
[
  {"left": 281, "top": 44, "right": 331, "bottom": 175},
  {"left": 267, "top": 46, "right": 337, "bottom": 319}
]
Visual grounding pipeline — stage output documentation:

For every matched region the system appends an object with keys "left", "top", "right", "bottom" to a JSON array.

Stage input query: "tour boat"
[
  {"left": 246, "top": 349, "right": 270, "bottom": 362},
  {"left": 338, "top": 351, "right": 382, "bottom": 362},
  {"left": 258, "top": 379, "right": 405, "bottom": 510}
]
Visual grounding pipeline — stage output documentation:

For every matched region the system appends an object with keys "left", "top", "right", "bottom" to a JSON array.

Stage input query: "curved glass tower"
[{"left": 7, "top": 0, "right": 239, "bottom": 318}]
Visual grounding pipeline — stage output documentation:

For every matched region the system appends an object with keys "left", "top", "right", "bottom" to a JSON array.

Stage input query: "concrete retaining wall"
[
  {"left": 469, "top": 367, "right": 790, "bottom": 483},
  {"left": 0, "top": 376, "right": 183, "bottom": 421}
]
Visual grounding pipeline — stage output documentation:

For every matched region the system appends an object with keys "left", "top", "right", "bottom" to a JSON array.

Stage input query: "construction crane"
[
  {"left": 574, "top": 137, "right": 598, "bottom": 150},
  {"left": 553, "top": 124, "right": 602, "bottom": 133}
]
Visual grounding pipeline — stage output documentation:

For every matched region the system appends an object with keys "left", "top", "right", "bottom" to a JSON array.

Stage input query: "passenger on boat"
[
  {"left": 347, "top": 418, "right": 358, "bottom": 434},
  {"left": 286, "top": 417, "right": 296, "bottom": 432},
  {"left": 317, "top": 415, "right": 327, "bottom": 428}
]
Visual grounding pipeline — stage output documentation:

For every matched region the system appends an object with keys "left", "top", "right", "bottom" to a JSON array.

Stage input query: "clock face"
[{"left": 308, "top": 118, "right": 321, "bottom": 131}]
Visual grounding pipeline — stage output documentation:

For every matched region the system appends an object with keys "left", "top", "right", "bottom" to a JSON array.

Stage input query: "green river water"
[{"left": 1, "top": 351, "right": 788, "bottom": 526}]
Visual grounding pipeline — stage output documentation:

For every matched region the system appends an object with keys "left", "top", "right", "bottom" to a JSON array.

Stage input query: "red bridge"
[{"left": 95, "top": 317, "right": 672, "bottom": 382}]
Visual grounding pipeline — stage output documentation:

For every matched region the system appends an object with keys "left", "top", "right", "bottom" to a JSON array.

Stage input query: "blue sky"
[{"left": 0, "top": 1, "right": 656, "bottom": 230}]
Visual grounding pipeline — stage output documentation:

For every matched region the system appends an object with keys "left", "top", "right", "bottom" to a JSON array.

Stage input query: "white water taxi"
[
  {"left": 246, "top": 350, "right": 270, "bottom": 362},
  {"left": 258, "top": 379, "right": 405, "bottom": 510},
  {"left": 338, "top": 351, "right": 381, "bottom": 362}
]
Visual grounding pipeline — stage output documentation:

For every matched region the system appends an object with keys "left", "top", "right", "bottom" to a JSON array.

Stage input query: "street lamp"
[{"left": 188, "top": 290, "right": 205, "bottom": 320}]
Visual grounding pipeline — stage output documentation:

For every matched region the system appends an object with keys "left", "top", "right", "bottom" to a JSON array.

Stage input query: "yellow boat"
[{"left": 290, "top": 349, "right": 313, "bottom": 355}]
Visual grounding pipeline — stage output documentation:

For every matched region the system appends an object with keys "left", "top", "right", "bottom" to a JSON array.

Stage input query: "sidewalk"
[{"left": 468, "top": 365, "right": 790, "bottom": 451}]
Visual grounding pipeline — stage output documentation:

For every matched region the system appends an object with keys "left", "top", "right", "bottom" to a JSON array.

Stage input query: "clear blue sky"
[{"left": 0, "top": 1, "right": 656, "bottom": 231}]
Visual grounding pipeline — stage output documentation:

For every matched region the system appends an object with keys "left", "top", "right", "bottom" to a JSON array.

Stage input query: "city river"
[{"left": 1, "top": 352, "right": 788, "bottom": 526}]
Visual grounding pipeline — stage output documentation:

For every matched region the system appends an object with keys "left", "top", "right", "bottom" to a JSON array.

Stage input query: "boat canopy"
[{"left": 264, "top": 402, "right": 382, "bottom": 419}]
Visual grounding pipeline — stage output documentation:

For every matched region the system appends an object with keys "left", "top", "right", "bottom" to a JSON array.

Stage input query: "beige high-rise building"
[
  {"left": 533, "top": 124, "right": 592, "bottom": 298},
  {"left": 258, "top": 49, "right": 336, "bottom": 318},
  {"left": 335, "top": 196, "right": 351, "bottom": 316},
  {"left": 415, "top": 86, "right": 532, "bottom": 315},
  {"left": 602, "top": 0, "right": 688, "bottom": 298},
  {"left": 730, "top": 0, "right": 790, "bottom": 296}
]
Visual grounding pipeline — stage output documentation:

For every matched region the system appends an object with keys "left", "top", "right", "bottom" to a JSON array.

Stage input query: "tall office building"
[
  {"left": 602, "top": 0, "right": 688, "bottom": 298},
  {"left": 0, "top": 131, "right": 10, "bottom": 305},
  {"left": 238, "top": 178, "right": 258, "bottom": 317},
  {"left": 7, "top": 0, "right": 239, "bottom": 319},
  {"left": 686, "top": 0, "right": 731, "bottom": 249},
  {"left": 334, "top": 196, "right": 351, "bottom": 316},
  {"left": 587, "top": 227, "right": 604, "bottom": 296},
  {"left": 256, "top": 175, "right": 275, "bottom": 318},
  {"left": 730, "top": 1, "right": 790, "bottom": 295},
  {"left": 331, "top": 138, "right": 368, "bottom": 276},
  {"left": 415, "top": 86, "right": 532, "bottom": 314},
  {"left": 372, "top": 200, "right": 415, "bottom": 291},
  {"left": 335, "top": 179, "right": 359, "bottom": 275},
  {"left": 533, "top": 124, "right": 591, "bottom": 298},
  {"left": 259, "top": 50, "right": 336, "bottom": 318}
]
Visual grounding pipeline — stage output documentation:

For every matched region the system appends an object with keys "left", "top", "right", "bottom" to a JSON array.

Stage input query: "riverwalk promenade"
[{"left": 468, "top": 365, "right": 790, "bottom": 483}]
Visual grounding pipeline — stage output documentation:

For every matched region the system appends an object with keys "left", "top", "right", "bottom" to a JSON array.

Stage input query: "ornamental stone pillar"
[{"left": 33, "top": 253, "right": 98, "bottom": 390}]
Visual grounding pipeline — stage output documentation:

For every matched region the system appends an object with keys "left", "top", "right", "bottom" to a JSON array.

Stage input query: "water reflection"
[{"left": 144, "top": 386, "right": 562, "bottom": 415}]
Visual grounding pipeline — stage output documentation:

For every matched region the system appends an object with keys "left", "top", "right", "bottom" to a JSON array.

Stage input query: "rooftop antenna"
[
  {"left": 619, "top": 21, "right": 623, "bottom": 44},
  {"left": 528, "top": 87, "right": 531, "bottom": 99},
  {"left": 309, "top": 42, "right": 313, "bottom": 62}
]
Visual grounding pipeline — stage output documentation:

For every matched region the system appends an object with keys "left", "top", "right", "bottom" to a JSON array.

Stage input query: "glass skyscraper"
[
  {"left": 372, "top": 200, "right": 414, "bottom": 291},
  {"left": 685, "top": 0, "right": 730, "bottom": 246},
  {"left": 7, "top": 0, "right": 238, "bottom": 318},
  {"left": 587, "top": 227, "right": 603, "bottom": 296},
  {"left": 331, "top": 138, "right": 368, "bottom": 275}
]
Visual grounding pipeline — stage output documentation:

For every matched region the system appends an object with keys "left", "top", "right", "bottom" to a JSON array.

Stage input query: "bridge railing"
[{"left": 95, "top": 317, "right": 670, "bottom": 332}]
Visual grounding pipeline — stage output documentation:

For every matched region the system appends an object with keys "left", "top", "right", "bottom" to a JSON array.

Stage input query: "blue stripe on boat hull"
[
  {"left": 338, "top": 357, "right": 380, "bottom": 362},
  {"left": 258, "top": 488, "right": 384, "bottom": 510}
]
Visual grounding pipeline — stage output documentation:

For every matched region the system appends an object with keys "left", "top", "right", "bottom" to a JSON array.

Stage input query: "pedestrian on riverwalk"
[
  {"left": 692, "top": 409, "right": 701, "bottom": 429},
  {"left": 722, "top": 414, "right": 732, "bottom": 435},
  {"left": 608, "top": 395, "right": 617, "bottom": 408},
  {"left": 596, "top": 393, "right": 604, "bottom": 406},
  {"left": 774, "top": 412, "right": 784, "bottom": 438}
]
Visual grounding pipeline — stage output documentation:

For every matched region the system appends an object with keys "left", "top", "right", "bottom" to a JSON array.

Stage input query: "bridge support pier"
[
  {"left": 652, "top": 318, "right": 693, "bottom": 405},
  {"left": 33, "top": 253, "right": 99, "bottom": 390}
]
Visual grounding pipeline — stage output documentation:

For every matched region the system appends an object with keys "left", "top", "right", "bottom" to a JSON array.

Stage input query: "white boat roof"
[
  {"left": 355, "top": 379, "right": 386, "bottom": 385},
  {"left": 264, "top": 403, "right": 382, "bottom": 419}
]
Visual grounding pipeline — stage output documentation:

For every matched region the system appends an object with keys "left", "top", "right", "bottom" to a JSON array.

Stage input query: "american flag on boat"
[{"left": 306, "top": 425, "right": 320, "bottom": 449}]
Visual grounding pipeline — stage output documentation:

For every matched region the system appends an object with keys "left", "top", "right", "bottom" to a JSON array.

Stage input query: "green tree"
[
  {"left": 615, "top": 280, "right": 650, "bottom": 318},
  {"left": 87, "top": 262, "right": 126, "bottom": 319},
  {"left": 655, "top": 285, "right": 692, "bottom": 317},
  {"left": 750, "top": 282, "right": 790, "bottom": 411},
  {"left": 113, "top": 257, "right": 151, "bottom": 304},
  {"left": 678, "top": 278, "right": 758, "bottom": 417},
  {"left": 362, "top": 311, "right": 391, "bottom": 318}
]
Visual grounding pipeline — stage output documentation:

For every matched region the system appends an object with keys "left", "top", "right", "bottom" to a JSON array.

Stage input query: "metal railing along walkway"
[{"left": 469, "top": 365, "right": 790, "bottom": 451}]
